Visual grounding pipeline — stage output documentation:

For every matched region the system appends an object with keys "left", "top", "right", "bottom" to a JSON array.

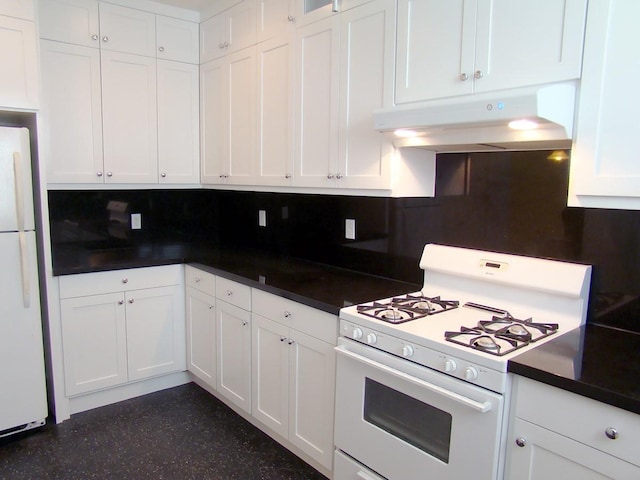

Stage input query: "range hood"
[{"left": 374, "top": 83, "right": 577, "bottom": 152}]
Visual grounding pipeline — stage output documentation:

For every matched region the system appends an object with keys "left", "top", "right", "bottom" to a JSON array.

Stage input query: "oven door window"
[{"left": 363, "top": 377, "right": 452, "bottom": 463}]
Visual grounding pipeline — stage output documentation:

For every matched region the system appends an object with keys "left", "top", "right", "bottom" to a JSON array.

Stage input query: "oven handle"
[{"left": 336, "top": 345, "right": 493, "bottom": 413}]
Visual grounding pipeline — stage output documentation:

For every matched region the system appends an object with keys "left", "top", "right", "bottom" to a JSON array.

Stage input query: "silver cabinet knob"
[
  {"left": 605, "top": 427, "right": 619, "bottom": 440},
  {"left": 287, "top": 15, "right": 295, "bottom": 22},
  {"left": 515, "top": 437, "right": 526, "bottom": 448},
  {"left": 459, "top": 73, "right": 469, "bottom": 81},
  {"left": 280, "top": 336, "right": 287, "bottom": 342},
  {"left": 159, "top": 46, "right": 165, "bottom": 52},
  {"left": 284, "top": 311, "right": 291, "bottom": 318},
  {"left": 208, "top": 304, "right": 214, "bottom": 309},
  {"left": 128, "top": 298, "right": 134, "bottom": 304},
  {"left": 122, "top": 278, "right": 128, "bottom": 284},
  {"left": 161, "top": 172, "right": 167, "bottom": 178},
  {"left": 226, "top": 290, "right": 233, "bottom": 296},
  {"left": 107, "top": 172, "right": 113, "bottom": 177},
  {"left": 223, "top": 41, "right": 229, "bottom": 47},
  {"left": 118, "top": 300, "right": 124, "bottom": 305},
  {"left": 327, "top": 173, "right": 334, "bottom": 179},
  {"left": 474, "top": 70, "right": 483, "bottom": 79},
  {"left": 102, "top": 36, "right": 109, "bottom": 43},
  {"left": 288, "top": 339, "right": 295, "bottom": 345},
  {"left": 91, "top": 34, "right": 99, "bottom": 41},
  {"left": 336, "top": 173, "right": 343, "bottom": 179},
  {"left": 219, "top": 43, "right": 225, "bottom": 49},
  {"left": 97, "top": 171, "right": 103, "bottom": 177},
  {"left": 195, "top": 277, "right": 201, "bottom": 283},
  {"left": 285, "top": 174, "right": 291, "bottom": 179},
  {"left": 242, "top": 320, "right": 248, "bottom": 326}
]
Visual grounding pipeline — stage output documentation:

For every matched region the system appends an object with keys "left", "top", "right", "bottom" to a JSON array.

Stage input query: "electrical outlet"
[
  {"left": 131, "top": 213, "right": 142, "bottom": 230},
  {"left": 259, "top": 210, "right": 267, "bottom": 227},
  {"left": 345, "top": 218, "right": 356, "bottom": 240}
]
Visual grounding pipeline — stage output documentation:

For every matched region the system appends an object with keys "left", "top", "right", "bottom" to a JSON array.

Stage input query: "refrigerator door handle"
[
  {"left": 13, "top": 152, "right": 26, "bottom": 232},
  {"left": 18, "top": 232, "right": 31, "bottom": 308}
]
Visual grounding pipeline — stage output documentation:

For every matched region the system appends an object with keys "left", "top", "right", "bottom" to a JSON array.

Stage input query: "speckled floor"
[{"left": 0, "top": 383, "right": 329, "bottom": 479}]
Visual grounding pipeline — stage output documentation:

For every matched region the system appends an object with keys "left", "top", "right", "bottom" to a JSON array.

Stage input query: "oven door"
[{"left": 334, "top": 338, "right": 505, "bottom": 480}]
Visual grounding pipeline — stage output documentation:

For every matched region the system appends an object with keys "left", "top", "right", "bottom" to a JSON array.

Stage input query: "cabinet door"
[
  {"left": 200, "top": 12, "right": 227, "bottom": 63},
  {"left": 60, "top": 292, "right": 128, "bottom": 396},
  {"left": 337, "top": 0, "right": 394, "bottom": 190},
  {"left": 395, "top": 0, "right": 475, "bottom": 103},
  {"left": 473, "top": 0, "right": 587, "bottom": 94},
  {"left": 156, "top": 15, "right": 199, "bottom": 64},
  {"left": 101, "top": 50, "right": 158, "bottom": 183},
  {"left": 294, "top": 16, "right": 340, "bottom": 188},
  {"left": 217, "top": 301, "right": 252, "bottom": 413},
  {"left": 185, "top": 287, "right": 216, "bottom": 388},
  {"left": 507, "top": 418, "right": 640, "bottom": 480},
  {"left": 227, "top": 0, "right": 256, "bottom": 54},
  {"left": 257, "top": 0, "right": 294, "bottom": 43},
  {"left": 227, "top": 47, "right": 257, "bottom": 185},
  {"left": 0, "top": 0, "right": 35, "bottom": 20},
  {"left": 98, "top": 2, "right": 156, "bottom": 57},
  {"left": 200, "top": 58, "right": 227, "bottom": 183},
  {"left": 255, "top": 36, "right": 294, "bottom": 186},
  {"left": 251, "top": 313, "right": 290, "bottom": 438},
  {"left": 40, "top": 40, "right": 104, "bottom": 183},
  {"left": 568, "top": 0, "right": 640, "bottom": 209},
  {"left": 288, "top": 330, "right": 335, "bottom": 470},
  {"left": 37, "top": 0, "right": 100, "bottom": 47},
  {"left": 0, "top": 16, "right": 38, "bottom": 110},
  {"left": 157, "top": 59, "right": 200, "bottom": 184},
  {"left": 126, "top": 285, "right": 186, "bottom": 381}
]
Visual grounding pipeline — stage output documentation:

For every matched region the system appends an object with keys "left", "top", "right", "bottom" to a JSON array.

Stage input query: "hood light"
[
  {"left": 508, "top": 119, "right": 539, "bottom": 130},
  {"left": 394, "top": 128, "right": 420, "bottom": 138}
]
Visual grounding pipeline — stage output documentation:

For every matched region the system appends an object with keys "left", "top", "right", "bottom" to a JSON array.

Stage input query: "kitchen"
[{"left": 1, "top": 0, "right": 640, "bottom": 479}]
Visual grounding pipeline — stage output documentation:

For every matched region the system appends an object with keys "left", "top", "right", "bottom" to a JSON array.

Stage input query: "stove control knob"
[
  {"left": 352, "top": 327, "right": 363, "bottom": 340},
  {"left": 463, "top": 366, "right": 479, "bottom": 381},
  {"left": 444, "top": 359, "right": 457, "bottom": 372},
  {"left": 365, "top": 333, "right": 378, "bottom": 345},
  {"left": 401, "top": 345, "right": 414, "bottom": 358}
]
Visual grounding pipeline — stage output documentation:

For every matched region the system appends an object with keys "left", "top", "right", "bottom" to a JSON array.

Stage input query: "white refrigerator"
[{"left": 0, "top": 126, "right": 47, "bottom": 437}]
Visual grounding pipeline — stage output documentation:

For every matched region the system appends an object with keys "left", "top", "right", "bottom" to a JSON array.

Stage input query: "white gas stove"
[{"left": 339, "top": 244, "right": 592, "bottom": 393}]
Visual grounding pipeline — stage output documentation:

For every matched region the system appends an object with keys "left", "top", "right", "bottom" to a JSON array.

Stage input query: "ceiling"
[{"left": 150, "top": 0, "right": 212, "bottom": 12}]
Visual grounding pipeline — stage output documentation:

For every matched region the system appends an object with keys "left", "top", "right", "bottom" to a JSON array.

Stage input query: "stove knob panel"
[
  {"left": 444, "top": 359, "right": 457, "bottom": 372},
  {"left": 352, "top": 327, "right": 363, "bottom": 340},
  {"left": 366, "top": 333, "right": 378, "bottom": 345},
  {"left": 463, "top": 366, "right": 479, "bottom": 381},
  {"left": 401, "top": 345, "right": 414, "bottom": 358}
]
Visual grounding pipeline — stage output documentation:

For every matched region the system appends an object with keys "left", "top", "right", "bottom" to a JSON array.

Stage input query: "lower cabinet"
[
  {"left": 506, "top": 376, "right": 640, "bottom": 480},
  {"left": 252, "top": 289, "right": 337, "bottom": 471},
  {"left": 59, "top": 265, "right": 185, "bottom": 397},
  {"left": 185, "top": 285, "right": 216, "bottom": 388}
]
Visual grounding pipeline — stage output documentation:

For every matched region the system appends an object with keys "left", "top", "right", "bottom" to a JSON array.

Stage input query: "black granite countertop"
[
  {"left": 508, "top": 323, "right": 640, "bottom": 415},
  {"left": 51, "top": 241, "right": 420, "bottom": 316}
]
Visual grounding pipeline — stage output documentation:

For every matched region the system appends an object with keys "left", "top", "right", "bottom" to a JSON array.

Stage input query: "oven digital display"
[{"left": 363, "top": 378, "right": 452, "bottom": 463}]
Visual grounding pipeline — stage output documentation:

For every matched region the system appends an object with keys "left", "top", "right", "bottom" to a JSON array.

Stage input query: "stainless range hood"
[{"left": 374, "top": 82, "right": 577, "bottom": 152}]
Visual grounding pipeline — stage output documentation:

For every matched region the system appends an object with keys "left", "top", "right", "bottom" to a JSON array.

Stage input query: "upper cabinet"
[
  {"left": 38, "top": 0, "right": 200, "bottom": 185},
  {"left": 294, "top": 0, "right": 374, "bottom": 26},
  {"left": 568, "top": 0, "right": 640, "bottom": 210},
  {"left": 200, "top": 0, "right": 256, "bottom": 63},
  {"left": 0, "top": 0, "right": 38, "bottom": 110},
  {"left": 395, "top": 0, "right": 588, "bottom": 104},
  {"left": 257, "top": 0, "right": 295, "bottom": 43}
]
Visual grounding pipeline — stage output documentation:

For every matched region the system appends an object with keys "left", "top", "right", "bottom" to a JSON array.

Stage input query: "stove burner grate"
[{"left": 356, "top": 294, "right": 459, "bottom": 324}]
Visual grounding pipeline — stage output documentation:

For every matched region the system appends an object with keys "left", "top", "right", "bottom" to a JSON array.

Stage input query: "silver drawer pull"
[
  {"left": 515, "top": 437, "right": 526, "bottom": 447},
  {"left": 226, "top": 290, "right": 233, "bottom": 296},
  {"left": 288, "top": 339, "right": 295, "bottom": 345},
  {"left": 605, "top": 427, "right": 618, "bottom": 440},
  {"left": 128, "top": 298, "right": 134, "bottom": 304},
  {"left": 122, "top": 278, "right": 128, "bottom": 284},
  {"left": 280, "top": 336, "right": 287, "bottom": 342}
]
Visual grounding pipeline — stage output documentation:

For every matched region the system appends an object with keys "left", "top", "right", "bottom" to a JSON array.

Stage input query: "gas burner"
[
  {"left": 356, "top": 294, "right": 459, "bottom": 324},
  {"left": 477, "top": 316, "right": 559, "bottom": 343},
  {"left": 445, "top": 326, "right": 522, "bottom": 356}
]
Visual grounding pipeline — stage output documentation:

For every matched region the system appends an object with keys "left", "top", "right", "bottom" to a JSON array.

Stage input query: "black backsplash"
[{"left": 48, "top": 150, "right": 640, "bottom": 326}]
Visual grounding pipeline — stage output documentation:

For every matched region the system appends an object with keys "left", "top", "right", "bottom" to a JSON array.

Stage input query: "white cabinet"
[
  {"left": 568, "top": 0, "right": 640, "bottom": 210},
  {"left": 257, "top": 0, "right": 295, "bottom": 43},
  {"left": 98, "top": 2, "right": 156, "bottom": 57},
  {"left": 0, "top": 10, "right": 38, "bottom": 110},
  {"left": 294, "top": 0, "right": 374, "bottom": 26},
  {"left": 395, "top": 0, "right": 587, "bottom": 104},
  {"left": 294, "top": 0, "right": 395, "bottom": 190},
  {"left": 251, "top": 289, "right": 336, "bottom": 470},
  {"left": 506, "top": 376, "right": 640, "bottom": 480},
  {"left": 156, "top": 15, "right": 199, "bottom": 64},
  {"left": 59, "top": 265, "right": 186, "bottom": 397},
  {"left": 157, "top": 59, "right": 200, "bottom": 184},
  {"left": 200, "top": 0, "right": 256, "bottom": 62},
  {"left": 38, "top": 0, "right": 199, "bottom": 185},
  {"left": 40, "top": 40, "right": 103, "bottom": 183},
  {"left": 101, "top": 50, "right": 158, "bottom": 183},
  {"left": 201, "top": 47, "right": 256, "bottom": 185}
]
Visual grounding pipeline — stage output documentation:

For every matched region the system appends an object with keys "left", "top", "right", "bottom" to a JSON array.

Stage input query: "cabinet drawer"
[
  {"left": 185, "top": 265, "right": 216, "bottom": 293},
  {"left": 216, "top": 276, "right": 251, "bottom": 310},
  {"left": 514, "top": 376, "right": 640, "bottom": 466},
  {"left": 59, "top": 265, "right": 183, "bottom": 298},
  {"left": 252, "top": 289, "right": 337, "bottom": 344}
]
